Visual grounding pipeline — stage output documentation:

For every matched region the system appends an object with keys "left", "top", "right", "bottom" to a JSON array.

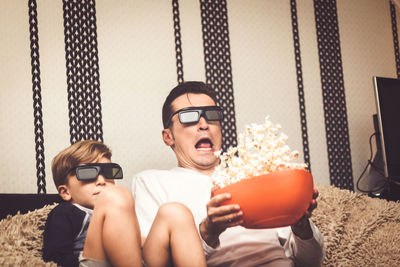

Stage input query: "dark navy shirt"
[{"left": 42, "top": 202, "right": 92, "bottom": 267}]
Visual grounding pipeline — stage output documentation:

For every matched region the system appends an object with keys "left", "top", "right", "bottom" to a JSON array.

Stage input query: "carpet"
[{"left": 0, "top": 184, "right": 399, "bottom": 266}]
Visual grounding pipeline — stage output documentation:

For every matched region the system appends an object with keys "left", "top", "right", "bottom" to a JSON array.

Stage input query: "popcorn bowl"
[{"left": 213, "top": 169, "right": 314, "bottom": 229}]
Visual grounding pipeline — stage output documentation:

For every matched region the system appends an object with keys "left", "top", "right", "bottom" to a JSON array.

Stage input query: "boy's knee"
[
  {"left": 157, "top": 202, "right": 194, "bottom": 223},
  {"left": 95, "top": 185, "right": 134, "bottom": 211}
]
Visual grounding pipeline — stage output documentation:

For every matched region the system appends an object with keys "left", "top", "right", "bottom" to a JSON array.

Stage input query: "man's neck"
[
  {"left": 177, "top": 164, "right": 215, "bottom": 177},
  {"left": 195, "top": 167, "right": 215, "bottom": 177}
]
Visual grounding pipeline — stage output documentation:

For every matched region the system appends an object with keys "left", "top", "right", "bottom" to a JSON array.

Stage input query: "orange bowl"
[{"left": 213, "top": 169, "right": 314, "bottom": 229}]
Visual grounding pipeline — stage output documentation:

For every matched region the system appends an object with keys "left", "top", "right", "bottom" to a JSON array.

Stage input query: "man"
[{"left": 132, "top": 81, "right": 324, "bottom": 266}]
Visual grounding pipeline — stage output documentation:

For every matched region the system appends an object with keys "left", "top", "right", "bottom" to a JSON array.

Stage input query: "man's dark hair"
[{"left": 162, "top": 81, "right": 218, "bottom": 129}]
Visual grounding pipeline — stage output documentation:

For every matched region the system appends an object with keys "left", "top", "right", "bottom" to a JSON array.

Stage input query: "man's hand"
[
  {"left": 199, "top": 192, "right": 243, "bottom": 248},
  {"left": 291, "top": 189, "right": 319, "bottom": 240}
]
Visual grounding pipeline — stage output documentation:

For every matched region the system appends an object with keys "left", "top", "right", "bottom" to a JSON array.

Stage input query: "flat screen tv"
[{"left": 373, "top": 76, "right": 400, "bottom": 180}]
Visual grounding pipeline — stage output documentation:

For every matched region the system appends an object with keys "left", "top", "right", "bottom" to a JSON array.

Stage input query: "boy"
[{"left": 43, "top": 140, "right": 206, "bottom": 267}]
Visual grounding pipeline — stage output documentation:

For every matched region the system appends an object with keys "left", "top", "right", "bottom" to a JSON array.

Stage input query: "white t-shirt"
[{"left": 132, "top": 167, "right": 324, "bottom": 267}]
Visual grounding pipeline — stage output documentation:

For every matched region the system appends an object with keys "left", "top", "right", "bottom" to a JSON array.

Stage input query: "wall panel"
[{"left": 0, "top": 0, "right": 397, "bottom": 193}]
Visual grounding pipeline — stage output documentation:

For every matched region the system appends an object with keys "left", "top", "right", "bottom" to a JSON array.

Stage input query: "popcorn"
[{"left": 212, "top": 116, "right": 307, "bottom": 187}]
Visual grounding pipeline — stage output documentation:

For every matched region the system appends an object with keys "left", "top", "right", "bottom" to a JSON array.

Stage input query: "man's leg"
[
  {"left": 83, "top": 185, "right": 142, "bottom": 267},
  {"left": 142, "top": 202, "right": 206, "bottom": 267}
]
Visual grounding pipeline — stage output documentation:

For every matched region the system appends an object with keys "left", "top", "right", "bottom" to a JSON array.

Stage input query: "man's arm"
[
  {"left": 283, "top": 189, "right": 325, "bottom": 266},
  {"left": 290, "top": 188, "right": 319, "bottom": 239},
  {"left": 291, "top": 216, "right": 314, "bottom": 239},
  {"left": 281, "top": 219, "right": 324, "bottom": 267}
]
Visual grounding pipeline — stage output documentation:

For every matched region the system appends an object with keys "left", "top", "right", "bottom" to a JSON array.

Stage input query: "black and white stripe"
[
  {"left": 62, "top": 0, "right": 103, "bottom": 144},
  {"left": 28, "top": 0, "right": 47, "bottom": 194},
  {"left": 390, "top": 0, "right": 400, "bottom": 78},
  {"left": 172, "top": 0, "right": 184, "bottom": 84},
  {"left": 290, "top": 0, "right": 312, "bottom": 172},
  {"left": 314, "top": 0, "right": 354, "bottom": 190},
  {"left": 199, "top": 0, "right": 237, "bottom": 152}
]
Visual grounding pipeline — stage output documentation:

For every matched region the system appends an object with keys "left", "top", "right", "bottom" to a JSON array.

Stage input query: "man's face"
[{"left": 164, "top": 93, "right": 222, "bottom": 174}]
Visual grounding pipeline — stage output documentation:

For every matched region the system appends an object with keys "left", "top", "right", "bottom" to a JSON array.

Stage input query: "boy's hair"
[
  {"left": 52, "top": 140, "right": 112, "bottom": 188},
  {"left": 162, "top": 81, "right": 218, "bottom": 129}
]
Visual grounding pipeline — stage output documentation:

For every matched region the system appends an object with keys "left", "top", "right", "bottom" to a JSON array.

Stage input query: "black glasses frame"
[
  {"left": 67, "top": 163, "right": 123, "bottom": 181},
  {"left": 167, "top": 105, "right": 223, "bottom": 127}
]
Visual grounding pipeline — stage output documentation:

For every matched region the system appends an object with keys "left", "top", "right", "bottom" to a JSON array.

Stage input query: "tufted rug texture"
[
  {"left": 0, "top": 203, "right": 57, "bottom": 267},
  {"left": 0, "top": 184, "right": 400, "bottom": 266},
  {"left": 313, "top": 184, "right": 400, "bottom": 267}
]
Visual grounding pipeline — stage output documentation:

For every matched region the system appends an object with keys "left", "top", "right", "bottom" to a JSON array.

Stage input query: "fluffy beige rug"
[
  {"left": 313, "top": 184, "right": 400, "bottom": 267},
  {"left": 0, "top": 184, "right": 399, "bottom": 266},
  {"left": 0, "top": 204, "right": 57, "bottom": 267}
]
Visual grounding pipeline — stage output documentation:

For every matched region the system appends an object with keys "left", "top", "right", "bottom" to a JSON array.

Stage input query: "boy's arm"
[{"left": 42, "top": 203, "right": 81, "bottom": 267}]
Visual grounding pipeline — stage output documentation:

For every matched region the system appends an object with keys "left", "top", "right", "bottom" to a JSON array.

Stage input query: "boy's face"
[{"left": 58, "top": 156, "right": 115, "bottom": 209}]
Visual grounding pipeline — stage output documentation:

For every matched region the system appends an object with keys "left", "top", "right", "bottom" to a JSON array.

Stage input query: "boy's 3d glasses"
[
  {"left": 68, "top": 163, "right": 123, "bottom": 181},
  {"left": 169, "top": 106, "right": 223, "bottom": 126}
]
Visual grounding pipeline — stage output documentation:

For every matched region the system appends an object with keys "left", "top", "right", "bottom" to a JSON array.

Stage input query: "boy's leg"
[
  {"left": 142, "top": 202, "right": 206, "bottom": 267},
  {"left": 83, "top": 185, "right": 142, "bottom": 267}
]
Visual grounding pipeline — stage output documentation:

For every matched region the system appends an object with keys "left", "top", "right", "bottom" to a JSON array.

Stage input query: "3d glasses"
[
  {"left": 68, "top": 163, "right": 123, "bottom": 181},
  {"left": 169, "top": 106, "right": 223, "bottom": 126}
]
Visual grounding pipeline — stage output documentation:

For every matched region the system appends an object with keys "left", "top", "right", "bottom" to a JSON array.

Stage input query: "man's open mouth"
[{"left": 195, "top": 137, "right": 213, "bottom": 151}]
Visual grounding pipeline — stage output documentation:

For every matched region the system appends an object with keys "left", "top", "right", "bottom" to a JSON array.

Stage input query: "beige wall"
[{"left": 0, "top": 0, "right": 396, "bottom": 193}]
